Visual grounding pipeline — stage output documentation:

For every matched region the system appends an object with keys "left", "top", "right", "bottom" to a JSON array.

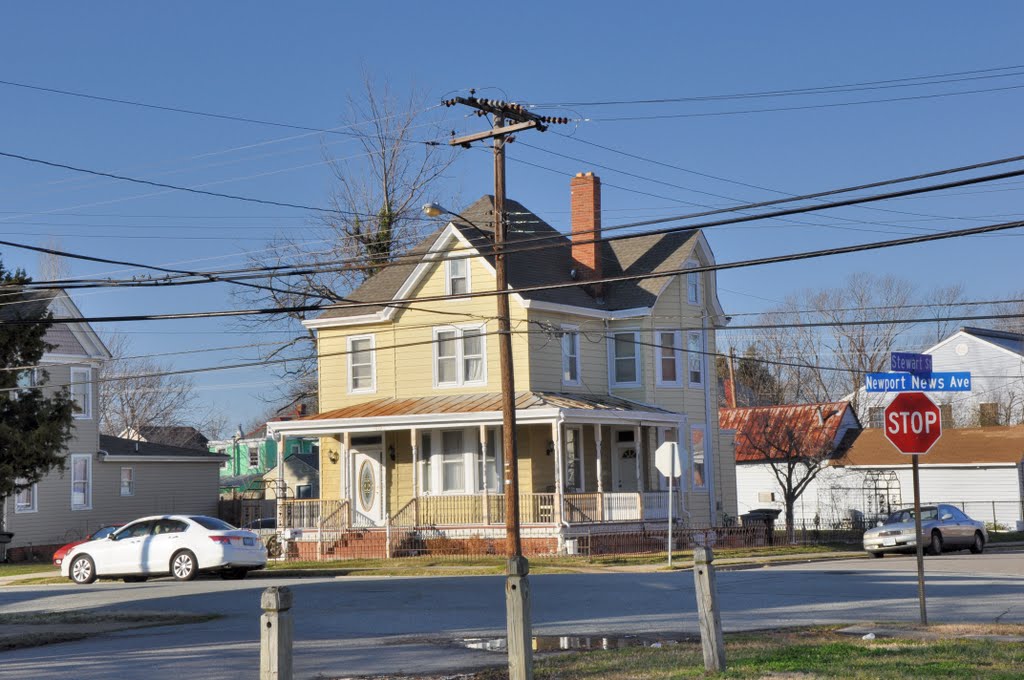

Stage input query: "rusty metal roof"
[
  {"left": 306, "top": 391, "right": 676, "bottom": 421},
  {"left": 719, "top": 402, "right": 853, "bottom": 463}
]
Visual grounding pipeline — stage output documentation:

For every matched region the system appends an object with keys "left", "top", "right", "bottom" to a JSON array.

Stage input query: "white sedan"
[{"left": 61, "top": 515, "right": 268, "bottom": 584}]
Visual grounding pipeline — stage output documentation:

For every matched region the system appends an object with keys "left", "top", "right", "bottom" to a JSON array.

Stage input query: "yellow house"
[{"left": 269, "top": 172, "right": 737, "bottom": 557}]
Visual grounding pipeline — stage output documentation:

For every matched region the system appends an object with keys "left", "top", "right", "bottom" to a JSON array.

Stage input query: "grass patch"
[
  {"left": 266, "top": 545, "right": 853, "bottom": 577},
  {"left": 464, "top": 625, "right": 1024, "bottom": 679},
  {"left": 0, "top": 563, "right": 58, "bottom": 578}
]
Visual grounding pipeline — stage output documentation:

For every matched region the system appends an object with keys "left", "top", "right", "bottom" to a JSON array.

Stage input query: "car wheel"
[
  {"left": 70, "top": 555, "right": 97, "bottom": 584},
  {"left": 868, "top": 551, "right": 884, "bottom": 559},
  {"left": 123, "top": 576, "right": 148, "bottom": 583},
  {"left": 926, "top": 531, "right": 943, "bottom": 556},
  {"left": 220, "top": 568, "right": 248, "bottom": 580},
  {"left": 969, "top": 532, "right": 985, "bottom": 554},
  {"left": 171, "top": 550, "right": 199, "bottom": 581}
]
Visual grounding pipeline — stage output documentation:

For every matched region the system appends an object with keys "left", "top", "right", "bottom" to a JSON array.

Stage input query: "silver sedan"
[{"left": 862, "top": 504, "right": 988, "bottom": 558}]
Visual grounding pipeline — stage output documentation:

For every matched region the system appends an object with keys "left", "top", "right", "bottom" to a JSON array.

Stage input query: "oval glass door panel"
[{"left": 359, "top": 460, "right": 376, "bottom": 512}]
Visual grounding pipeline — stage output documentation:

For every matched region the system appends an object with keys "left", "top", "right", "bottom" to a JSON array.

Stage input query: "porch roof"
[{"left": 268, "top": 391, "right": 682, "bottom": 435}]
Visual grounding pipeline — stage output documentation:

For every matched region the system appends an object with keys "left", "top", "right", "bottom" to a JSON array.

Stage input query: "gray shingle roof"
[
  {"left": 317, "top": 195, "right": 699, "bottom": 320},
  {"left": 0, "top": 288, "right": 92, "bottom": 355},
  {"left": 100, "top": 434, "right": 225, "bottom": 459}
]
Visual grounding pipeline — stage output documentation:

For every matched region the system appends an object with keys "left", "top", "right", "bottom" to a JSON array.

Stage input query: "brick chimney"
[{"left": 570, "top": 172, "right": 603, "bottom": 297}]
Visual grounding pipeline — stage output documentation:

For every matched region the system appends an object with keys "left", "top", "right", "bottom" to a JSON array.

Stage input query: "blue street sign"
[
  {"left": 866, "top": 372, "right": 972, "bottom": 393},
  {"left": 891, "top": 352, "right": 932, "bottom": 375}
]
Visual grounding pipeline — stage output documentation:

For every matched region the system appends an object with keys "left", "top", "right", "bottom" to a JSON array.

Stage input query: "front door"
[
  {"left": 353, "top": 447, "right": 385, "bottom": 526},
  {"left": 613, "top": 433, "right": 639, "bottom": 492}
]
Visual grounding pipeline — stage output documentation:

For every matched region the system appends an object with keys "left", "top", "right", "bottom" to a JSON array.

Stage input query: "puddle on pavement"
[{"left": 458, "top": 634, "right": 691, "bottom": 653}]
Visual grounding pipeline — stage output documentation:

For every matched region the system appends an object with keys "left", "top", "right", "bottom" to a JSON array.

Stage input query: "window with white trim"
[
  {"left": 14, "top": 369, "right": 38, "bottom": 400},
  {"left": 120, "top": 467, "right": 135, "bottom": 497},
  {"left": 686, "top": 262, "right": 701, "bottom": 304},
  {"left": 686, "top": 331, "right": 704, "bottom": 387},
  {"left": 690, "top": 425, "right": 707, "bottom": 490},
  {"left": 656, "top": 330, "right": 683, "bottom": 386},
  {"left": 441, "top": 430, "right": 466, "bottom": 492},
  {"left": 347, "top": 335, "right": 376, "bottom": 393},
  {"left": 561, "top": 327, "right": 580, "bottom": 385},
  {"left": 70, "top": 367, "right": 92, "bottom": 419},
  {"left": 14, "top": 480, "right": 36, "bottom": 513},
  {"left": 247, "top": 445, "right": 258, "bottom": 468},
  {"left": 611, "top": 331, "right": 641, "bottom": 387},
  {"left": 564, "top": 427, "right": 583, "bottom": 492},
  {"left": 445, "top": 255, "right": 470, "bottom": 296},
  {"left": 71, "top": 454, "right": 92, "bottom": 510},
  {"left": 434, "top": 326, "right": 486, "bottom": 387}
]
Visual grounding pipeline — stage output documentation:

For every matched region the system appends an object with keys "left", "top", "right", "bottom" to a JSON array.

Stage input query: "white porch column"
[
  {"left": 633, "top": 424, "right": 643, "bottom": 490},
  {"left": 342, "top": 432, "right": 352, "bottom": 502},
  {"left": 552, "top": 420, "right": 564, "bottom": 525},
  {"left": 594, "top": 424, "right": 603, "bottom": 493},
  {"left": 410, "top": 428, "right": 419, "bottom": 499},
  {"left": 479, "top": 424, "right": 489, "bottom": 524}
]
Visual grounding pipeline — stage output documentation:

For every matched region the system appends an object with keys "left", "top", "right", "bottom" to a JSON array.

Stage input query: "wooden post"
[
  {"left": 260, "top": 586, "right": 294, "bottom": 680},
  {"left": 693, "top": 546, "right": 726, "bottom": 672},
  {"left": 506, "top": 556, "right": 534, "bottom": 680}
]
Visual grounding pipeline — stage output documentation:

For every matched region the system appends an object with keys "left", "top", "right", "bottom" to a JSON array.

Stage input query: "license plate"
[
  {"left": 882, "top": 537, "right": 897, "bottom": 547},
  {"left": 243, "top": 537, "right": 254, "bottom": 546}
]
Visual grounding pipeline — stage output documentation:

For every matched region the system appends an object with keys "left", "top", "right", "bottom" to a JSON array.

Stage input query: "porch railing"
[{"left": 281, "top": 499, "right": 350, "bottom": 531}]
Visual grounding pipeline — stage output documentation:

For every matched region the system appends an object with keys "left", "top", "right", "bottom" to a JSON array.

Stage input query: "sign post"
[
  {"left": 883, "top": 391, "right": 942, "bottom": 626},
  {"left": 655, "top": 441, "right": 682, "bottom": 567}
]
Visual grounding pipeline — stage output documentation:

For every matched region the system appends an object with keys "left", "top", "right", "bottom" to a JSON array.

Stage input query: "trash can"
[
  {"left": 740, "top": 508, "right": 782, "bottom": 546},
  {"left": 0, "top": 532, "right": 14, "bottom": 562}
]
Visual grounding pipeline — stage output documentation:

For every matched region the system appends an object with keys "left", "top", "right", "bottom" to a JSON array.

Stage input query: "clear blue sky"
[{"left": 2, "top": 3, "right": 1023, "bottom": 433}]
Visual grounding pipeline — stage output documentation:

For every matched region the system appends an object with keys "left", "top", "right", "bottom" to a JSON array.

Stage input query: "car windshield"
[
  {"left": 191, "top": 516, "right": 236, "bottom": 531},
  {"left": 885, "top": 507, "right": 938, "bottom": 524},
  {"left": 91, "top": 526, "right": 118, "bottom": 540}
]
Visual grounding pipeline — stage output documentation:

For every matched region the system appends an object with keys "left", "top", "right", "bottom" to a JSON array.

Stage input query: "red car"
[{"left": 52, "top": 525, "right": 124, "bottom": 566}]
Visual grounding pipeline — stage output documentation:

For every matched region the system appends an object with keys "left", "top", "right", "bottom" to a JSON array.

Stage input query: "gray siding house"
[{"left": 2, "top": 290, "right": 225, "bottom": 560}]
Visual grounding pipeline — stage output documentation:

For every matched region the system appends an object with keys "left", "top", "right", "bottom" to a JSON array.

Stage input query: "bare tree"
[
  {"left": 739, "top": 409, "right": 838, "bottom": 542},
  {"left": 98, "top": 334, "right": 226, "bottom": 444},
  {"left": 925, "top": 283, "right": 976, "bottom": 344},
  {"left": 992, "top": 290, "right": 1024, "bottom": 335},
  {"left": 233, "top": 76, "right": 457, "bottom": 398}
]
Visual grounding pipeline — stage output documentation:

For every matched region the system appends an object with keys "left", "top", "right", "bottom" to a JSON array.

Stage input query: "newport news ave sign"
[{"left": 865, "top": 371, "right": 972, "bottom": 392}]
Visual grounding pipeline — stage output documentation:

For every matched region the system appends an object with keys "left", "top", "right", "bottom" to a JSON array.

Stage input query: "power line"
[
  {"left": 5, "top": 216, "right": 1024, "bottom": 325},
  {"left": 533, "top": 64, "right": 1024, "bottom": 107}
]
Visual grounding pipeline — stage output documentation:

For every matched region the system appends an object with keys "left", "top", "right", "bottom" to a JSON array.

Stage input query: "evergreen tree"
[{"left": 0, "top": 262, "right": 75, "bottom": 500}]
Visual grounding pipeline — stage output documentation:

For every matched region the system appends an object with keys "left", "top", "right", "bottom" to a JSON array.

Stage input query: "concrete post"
[
  {"left": 692, "top": 546, "right": 726, "bottom": 672},
  {"left": 506, "top": 556, "right": 534, "bottom": 680},
  {"left": 260, "top": 586, "right": 294, "bottom": 680}
]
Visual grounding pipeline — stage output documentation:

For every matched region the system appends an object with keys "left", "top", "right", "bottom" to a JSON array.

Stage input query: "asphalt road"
[{"left": 1, "top": 551, "right": 1022, "bottom": 679}]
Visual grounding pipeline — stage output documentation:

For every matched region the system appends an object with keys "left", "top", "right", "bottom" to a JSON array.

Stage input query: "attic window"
[
  {"left": 446, "top": 256, "right": 470, "bottom": 296},
  {"left": 685, "top": 261, "right": 701, "bottom": 304}
]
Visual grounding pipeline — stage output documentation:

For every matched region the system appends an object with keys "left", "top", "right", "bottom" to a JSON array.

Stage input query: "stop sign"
[{"left": 883, "top": 392, "right": 942, "bottom": 454}]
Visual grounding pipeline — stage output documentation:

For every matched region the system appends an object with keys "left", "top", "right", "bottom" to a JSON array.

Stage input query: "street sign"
[
  {"left": 883, "top": 392, "right": 942, "bottom": 455},
  {"left": 891, "top": 352, "right": 932, "bottom": 375},
  {"left": 655, "top": 441, "right": 681, "bottom": 477},
  {"left": 865, "top": 372, "right": 971, "bottom": 393}
]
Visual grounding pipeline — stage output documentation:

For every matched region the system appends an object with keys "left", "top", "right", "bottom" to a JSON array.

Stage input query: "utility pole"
[{"left": 445, "top": 96, "right": 567, "bottom": 680}]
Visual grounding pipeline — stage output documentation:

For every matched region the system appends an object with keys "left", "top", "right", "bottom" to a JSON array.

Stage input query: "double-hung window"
[
  {"left": 441, "top": 430, "right": 466, "bottom": 492},
  {"left": 561, "top": 327, "right": 580, "bottom": 386},
  {"left": 14, "top": 480, "right": 36, "bottom": 513},
  {"left": 611, "top": 331, "right": 641, "bottom": 387},
  {"left": 691, "top": 425, "right": 707, "bottom": 490},
  {"left": 347, "top": 335, "right": 376, "bottom": 393},
  {"left": 445, "top": 256, "right": 470, "bottom": 296},
  {"left": 70, "top": 367, "right": 92, "bottom": 419},
  {"left": 71, "top": 453, "right": 92, "bottom": 510},
  {"left": 120, "top": 467, "right": 135, "bottom": 497},
  {"left": 686, "top": 262, "right": 701, "bottom": 304},
  {"left": 434, "top": 326, "right": 486, "bottom": 387},
  {"left": 247, "top": 445, "right": 259, "bottom": 468},
  {"left": 14, "top": 369, "right": 38, "bottom": 400},
  {"left": 656, "top": 330, "right": 683, "bottom": 386},
  {"left": 686, "top": 331, "right": 704, "bottom": 387}
]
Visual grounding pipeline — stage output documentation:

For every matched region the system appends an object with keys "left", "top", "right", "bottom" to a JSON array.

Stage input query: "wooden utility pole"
[{"left": 446, "top": 96, "right": 567, "bottom": 680}]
